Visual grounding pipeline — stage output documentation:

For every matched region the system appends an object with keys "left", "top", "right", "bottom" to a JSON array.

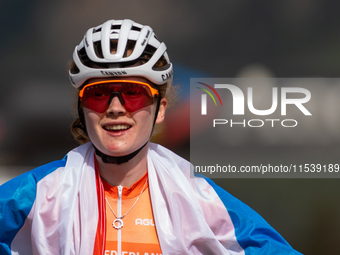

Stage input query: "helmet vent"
[
  {"left": 152, "top": 55, "right": 169, "bottom": 71},
  {"left": 131, "top": 26, "right": 141, "bottom": 32},
  {"left": 124, "top": 40, "right": 136, "bottom": 57},
  {"left": 78, "top": 48, "right": 91, "bottom": 64},
  {"left": 70, "top": 63, "right": 80, "bottom": 74},
  {"left": 111, "top": 25, "right": 121, "bottom": 30},
  {"left": 93, "top": 41, "right": 104, "bottom": 59},
  {"left": 139, "top": 45, "right": 156, "bottom": 62}
]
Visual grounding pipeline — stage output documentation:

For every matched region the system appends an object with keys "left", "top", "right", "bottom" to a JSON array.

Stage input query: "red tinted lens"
[
  {"left": 82, "top": 85, "right": 112, "bottom": 113},
  {"left": 119, "top": 84, "right": 154, "bottom": 112},
  {"left": 82, "top": 83, "right": 155, "bottom": 113}
]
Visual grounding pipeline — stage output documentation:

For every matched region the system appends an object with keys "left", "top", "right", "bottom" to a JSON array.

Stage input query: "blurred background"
[{"left": 1, "top": 1, "right": 340, "bottom": 254}]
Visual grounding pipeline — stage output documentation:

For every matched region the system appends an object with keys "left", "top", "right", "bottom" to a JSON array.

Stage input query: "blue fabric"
[
  {"left": 0, "top": 158, "right": 67, "bottom": 254},
  {"left": 204, "top": 178, "right": 303, "bottom": 255},
  {"left": 0, "top": 157, "right": 302, "bottom": 255}
]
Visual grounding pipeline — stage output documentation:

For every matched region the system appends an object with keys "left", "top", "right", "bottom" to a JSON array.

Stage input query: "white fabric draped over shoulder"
[
  {"left": 147, "top": 143, "right": 243, "bottom": 254},
  {"left": 11, "top": 143, "right": 99, "bottom": 255},
  {"left": 9, "top": 142, "right": 243, "bottom": 255}
]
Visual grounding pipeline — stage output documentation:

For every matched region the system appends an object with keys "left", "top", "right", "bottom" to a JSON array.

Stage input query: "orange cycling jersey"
[{"left": 102, "top": 171, "right": 162, "bottom": 255}]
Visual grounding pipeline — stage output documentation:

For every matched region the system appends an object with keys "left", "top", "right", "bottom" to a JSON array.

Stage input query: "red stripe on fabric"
[{"left": 93, "top": 155, "right": 106, "bottom": 255}]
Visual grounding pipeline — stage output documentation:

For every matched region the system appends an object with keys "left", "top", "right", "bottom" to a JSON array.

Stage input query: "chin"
[{"left": 103, "top": 143, "right": 134, "bottom": 156}]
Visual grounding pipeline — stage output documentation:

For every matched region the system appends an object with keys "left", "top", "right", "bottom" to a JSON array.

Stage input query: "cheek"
[
  {"left": 134, "top": 106, "right": 156, "bottom": 135},
  {"left": 83, "top": 109, "right": 101, "bottom": 138}
]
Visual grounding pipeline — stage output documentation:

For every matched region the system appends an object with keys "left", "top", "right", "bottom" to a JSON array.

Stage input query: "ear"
[{"left": 155, "top": 98, "right": 167, "bottom": 124}]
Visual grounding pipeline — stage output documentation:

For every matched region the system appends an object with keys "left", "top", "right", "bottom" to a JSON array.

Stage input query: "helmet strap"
[
  {"left": 151, "top": 92, "right": 161, "bottom": 133},
  {"left": 77, "top": 97, "right": 88, "bottom": 134},
  {"left": 94, "top": 141, "right": 148, "bottom": 164}
]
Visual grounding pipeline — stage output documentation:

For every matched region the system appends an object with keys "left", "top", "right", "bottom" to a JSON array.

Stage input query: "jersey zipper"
[{"left": 117, "top": 185, "right": 123, "bottom": 255}]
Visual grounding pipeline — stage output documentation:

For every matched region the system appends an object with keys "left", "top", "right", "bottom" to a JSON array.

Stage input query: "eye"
[
  {"left": 93, "top": 89, "right": 109, "bottom": 98},
  {"left": 124, "top": 87, "right": 145, "bottom": 96},
  {"left": 94, "top": 92, "right": 105, "bottom": 97}
]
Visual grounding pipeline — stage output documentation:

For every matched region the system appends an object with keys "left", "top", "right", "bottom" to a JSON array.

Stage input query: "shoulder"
[
  {"left": 148, "top": 142, "right": 187, "bottom": 161},
  {"left": 0, "top": 158, "right": 67, "bottom": 252},
  {"left": 148, "top": 142, "right": 191, "bottom": 170},
  {"left": 1, "top": 158, "right": 67, "bottom": 191},
  {"left": 1, "top": 142, "right": 93, "bottom": 192},
  {"left": 200, "top": 177, "right": 302, "bottom": 254},
  {"left": 147, "top": 144, "right": 301, "bottom": 254},
  {"left": 0, "top": 158, "right": 67, "bottom": 214}
]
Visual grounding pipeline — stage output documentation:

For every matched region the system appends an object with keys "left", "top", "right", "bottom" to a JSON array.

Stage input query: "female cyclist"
[{"left": 0, "top": 19, "right": 302, "bottom": 255}]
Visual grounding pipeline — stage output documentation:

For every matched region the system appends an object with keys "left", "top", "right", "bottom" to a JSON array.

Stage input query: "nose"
[{"left": 106, "top": 93, "right": 126, "bottom": 115}]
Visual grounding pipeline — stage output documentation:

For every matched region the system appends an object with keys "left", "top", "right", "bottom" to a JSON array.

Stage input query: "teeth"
[{"left": 104, "top": 125, "right": 130, "bottom": 131}]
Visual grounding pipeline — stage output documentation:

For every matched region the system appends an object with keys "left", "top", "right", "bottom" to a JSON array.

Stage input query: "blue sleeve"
[
  {"left": 0, "top": 159, "right": 66, "bottom": 254},
  {"left": 204, "top": 178, "right": 303, "bottom": 255}
]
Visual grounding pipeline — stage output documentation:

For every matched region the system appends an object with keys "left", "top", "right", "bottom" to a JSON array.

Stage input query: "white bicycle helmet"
[{"left": 69, "top": 19, "right": 173, "bottom": 88}]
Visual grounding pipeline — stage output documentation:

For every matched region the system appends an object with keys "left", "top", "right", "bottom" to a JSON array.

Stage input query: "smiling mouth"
[{"left": 103, "top": 124, "right": 131, "bottom": 131}]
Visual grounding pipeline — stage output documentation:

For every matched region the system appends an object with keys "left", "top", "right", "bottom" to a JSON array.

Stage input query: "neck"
[{"left": 96, "top": 143, "right": 149, "bottom": 188}]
